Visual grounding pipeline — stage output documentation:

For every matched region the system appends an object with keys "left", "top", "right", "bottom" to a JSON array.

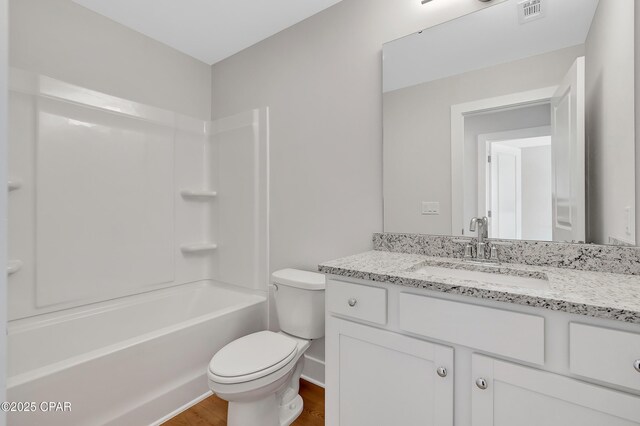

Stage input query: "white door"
[
  {"left": 551, "top": 56, "right": 586, "bottom": 242},
  {"left": 471, "top": 354, "right": 640, "bottom": 426},
  {"left": 477, "top": 127, "right": 551, "bottom": 240},
  {"left": 325, "top": 318, "right": 454, "bottom": 426},
  {"left": 490, "top": 143, "right": 522, "bottom": 239}
]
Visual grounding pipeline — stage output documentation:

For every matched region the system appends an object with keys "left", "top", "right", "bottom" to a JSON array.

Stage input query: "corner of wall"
[
  {"left": 636, "top": 0, "right": 640, "bottom": 245},
  {"left": 0, "top": 0, "right": 8, "bottom": 420}
]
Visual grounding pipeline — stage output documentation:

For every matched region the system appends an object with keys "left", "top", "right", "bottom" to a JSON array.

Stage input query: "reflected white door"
[
  {"left": 551, "top": 57, "right": 585, "bottom": 242},
  {"left": 490, "top": 144, "right": 522, "bottom": 239}
]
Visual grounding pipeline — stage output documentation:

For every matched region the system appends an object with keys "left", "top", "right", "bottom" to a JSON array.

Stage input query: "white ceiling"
[
  {"left": 383, "top": 0, "right": 600, "bottom": 92},
  {"left": 72, "top": 0, "right": 344, "bottom": 65}
]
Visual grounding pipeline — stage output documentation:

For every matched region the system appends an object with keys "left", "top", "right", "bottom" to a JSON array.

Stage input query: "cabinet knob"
[
  {"left": 347, "top": 298, "right": 357, "bottom": 307},
  {"left": 436, "top": 367, "right": 448, "bottom": 378},
  {"left": 634, "top": 359, "right": 640, "bottom": 373},
  {"left": 476, "top": 378, "right": 488, "bottom": 390}
]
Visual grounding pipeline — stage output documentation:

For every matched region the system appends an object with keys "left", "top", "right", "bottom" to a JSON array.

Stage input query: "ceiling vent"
[{"left": 518, "top": 0, "right": 545, "bottom": 24}]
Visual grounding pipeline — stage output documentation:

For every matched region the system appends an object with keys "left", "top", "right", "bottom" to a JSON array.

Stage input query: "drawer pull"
[
  {"left": 634, "top": 360, "right": 640, "bottom": 373},
  {"left": 437, "top": 367, "right": 448, "bottom": 378},
  {"left": 476, "top": 378, "right": 488, "bottom": 390},
  {"left": 328, "top": 281, "right": 387, "bottom": 324}
]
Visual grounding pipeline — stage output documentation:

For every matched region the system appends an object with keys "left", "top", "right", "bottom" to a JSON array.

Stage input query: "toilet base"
[
  {"left": 227, "top": 393, "right": 278, "bottom": 426},
  {"left": 280, "top": 394, "right": 303, "bottom": 426},
  {"left": 226, "top": 392, "right": 304, "bottom": 426}
]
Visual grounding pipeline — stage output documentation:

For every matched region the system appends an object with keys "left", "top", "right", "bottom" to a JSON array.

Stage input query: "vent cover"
[{"left": 518, "top": 0, "right": 545, "bottom": 24}]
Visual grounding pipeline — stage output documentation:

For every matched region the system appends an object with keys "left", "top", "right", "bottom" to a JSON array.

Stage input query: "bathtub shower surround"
[
  {"left": 6, "top": 69, "right": 270, "bottom": 425},
  {"left": 9, "top": 69, "right": 212, "bottom": 318},
  {"left": 7, "top": 283, "right": 265, "bottom": 426}
]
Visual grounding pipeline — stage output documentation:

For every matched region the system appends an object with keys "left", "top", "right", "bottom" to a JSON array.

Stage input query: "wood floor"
[{"left": 163, "top": 380, "right": 325, "bottom": 426}]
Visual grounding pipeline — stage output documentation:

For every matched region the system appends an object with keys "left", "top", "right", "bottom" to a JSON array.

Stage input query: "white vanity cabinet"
[
  {"left": 325, "top": 281, "right": 454, "bottom": 426},
  {"left": 325, "top": 278, "right": 640, "bottom": 426},
  {"left": 471, "top": 354, "right": 640, "bottom": 426}
]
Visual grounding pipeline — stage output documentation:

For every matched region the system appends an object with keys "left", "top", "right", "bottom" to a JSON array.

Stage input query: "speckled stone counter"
[
  {"left": 319, "top": 250, "right": 640, "bottom": 324},
  {"left": 373, "top": 233, "right": 640, "bottom": 275}
]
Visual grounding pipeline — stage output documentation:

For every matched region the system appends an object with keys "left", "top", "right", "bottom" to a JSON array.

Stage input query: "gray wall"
[
  {"left": 10, "top": 0, "right": 212, "bottom": 119},
  {"left": 383, "top": 45, "right": 583, "bottom": 235},
  {"left": 586, "top": 0, "right": 636, "bottom": 245},
  {"left": 212, "top": 0, "right": 502, "bottom": 273},
  {"left": 637, "top": 0, "right": 640, "bottom": 246},
  {"left": 211, "top": 0, "right": 505, "bottom": 381}
]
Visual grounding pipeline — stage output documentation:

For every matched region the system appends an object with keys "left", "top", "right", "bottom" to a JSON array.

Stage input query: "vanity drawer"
[
  {"left": 570, "top": 323, "right": 640, "bottom": 391},
  {"left": 398, "top": 293, "right": 544, "bottom": 365},
  {"left": 327, "top": 280, "right": 387, "bottom": 325}
]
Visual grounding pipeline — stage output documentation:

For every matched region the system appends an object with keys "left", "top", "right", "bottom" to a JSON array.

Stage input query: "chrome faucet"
[{"left": 470, "top": 216, "right": 489, "bottom": 260}]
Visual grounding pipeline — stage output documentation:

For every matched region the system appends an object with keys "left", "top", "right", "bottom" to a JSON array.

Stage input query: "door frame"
[{"left": 450, "top": 87, "right": 557, "bottom": 236}]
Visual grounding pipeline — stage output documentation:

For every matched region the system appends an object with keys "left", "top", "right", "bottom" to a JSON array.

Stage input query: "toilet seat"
[{"left": 209, "top": 331, "right": 298, "bottom": 384}]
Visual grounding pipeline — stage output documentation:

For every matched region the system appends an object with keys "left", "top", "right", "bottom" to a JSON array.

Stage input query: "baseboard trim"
[
  {"left": 151, "top": 389, "right": 213, "bottom": 426},
  {"left": 302, "top": 354, "right": 325, "bottom": 388},
  {"left": 301, "top": 374, "right": 324, "bottom": 388}
]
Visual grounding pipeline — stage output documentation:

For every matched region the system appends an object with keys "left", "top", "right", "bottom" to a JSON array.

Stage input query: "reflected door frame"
[
  {"left": 450, "top": 87, "right": 557, "bottom": 237},
  {"left": 477, "top": 126, "right": 551, "bottom": 240}
]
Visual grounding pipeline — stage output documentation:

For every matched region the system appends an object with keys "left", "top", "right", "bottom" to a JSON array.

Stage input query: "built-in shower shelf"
[
  {"left": 8, "top": 179, "right": 22, "bottom": 192},
  {"left": 180, "top": 243, "right": 218, "bottom": 254},
  {"left": 7, "top": 260, "right": 23, "bottom": 276},
  {"left": 180, "top": 189, "right": 217, "bottom": 199}
]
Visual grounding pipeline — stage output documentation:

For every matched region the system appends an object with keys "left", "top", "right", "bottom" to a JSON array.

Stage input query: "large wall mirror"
[{"left": 383, "top": 0, "right": 636, "bottom": 245}]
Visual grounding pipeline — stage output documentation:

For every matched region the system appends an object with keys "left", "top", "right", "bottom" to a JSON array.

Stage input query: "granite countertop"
[{"left": 318, "top": 250, "right": 640, "bottom": 324}]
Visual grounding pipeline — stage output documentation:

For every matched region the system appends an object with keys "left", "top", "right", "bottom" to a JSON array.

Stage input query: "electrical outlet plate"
[{"left": 422, "top": 201, "right": 440, "bottom": 215}]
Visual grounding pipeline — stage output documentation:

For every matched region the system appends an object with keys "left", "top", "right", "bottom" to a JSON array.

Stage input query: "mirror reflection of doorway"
[
  {"left": 452, "top": 58, "right": 588, "bottom": 243},
  {"left": 478, "top": 129, "right": 552, "bottom": 241},
  {"left": 462, "top": 101, "right": 554, "bottom": 240}
]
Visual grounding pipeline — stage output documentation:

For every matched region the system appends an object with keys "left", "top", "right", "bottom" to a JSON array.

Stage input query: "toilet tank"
[{"left": 272, "top": 269, "right": 325, "bottom": 340}]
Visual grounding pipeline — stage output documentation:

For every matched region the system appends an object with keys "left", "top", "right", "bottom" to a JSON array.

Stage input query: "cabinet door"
[
  {"left": 472, "top": 354, "right": 640, "bottom": 426},
  {"left": 326, "top": 318, "right": 454, "bottom": 426}
]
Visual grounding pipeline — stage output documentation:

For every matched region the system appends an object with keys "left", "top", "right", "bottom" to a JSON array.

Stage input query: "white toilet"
[{"left": 207, "top": 269, "right": 326, "bottom": 426}]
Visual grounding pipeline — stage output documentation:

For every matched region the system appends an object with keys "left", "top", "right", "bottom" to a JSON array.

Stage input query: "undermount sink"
[{"left": 410, "top": 261, "right": 550, "bottom": 291}]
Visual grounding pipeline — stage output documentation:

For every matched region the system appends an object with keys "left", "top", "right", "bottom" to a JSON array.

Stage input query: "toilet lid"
[{"left": 209, "top": 331, "right": 297, "bottom": 382}]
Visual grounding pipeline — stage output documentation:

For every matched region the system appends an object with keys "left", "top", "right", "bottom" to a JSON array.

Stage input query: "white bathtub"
[{"left": 7, "top": 281, "right": 267, "bottom": 426}]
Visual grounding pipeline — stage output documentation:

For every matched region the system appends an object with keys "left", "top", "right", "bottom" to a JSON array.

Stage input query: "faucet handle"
[
  {"left": 490, "top": 244, "right": 498, "bottom": 261},
  {"left": 464, "top": 244, "right": 474, "bottom": 259},
  {"left": 452, "top": 238, "right": 475, "bottom": 260}
]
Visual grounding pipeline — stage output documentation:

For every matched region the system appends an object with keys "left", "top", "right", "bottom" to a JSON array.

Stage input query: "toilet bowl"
[
  {"left": 208, "top": 331, "right": 310, "bottom": 426},
  {"left": 207, "top": 269, "right": 325, "bottom": 426}
]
